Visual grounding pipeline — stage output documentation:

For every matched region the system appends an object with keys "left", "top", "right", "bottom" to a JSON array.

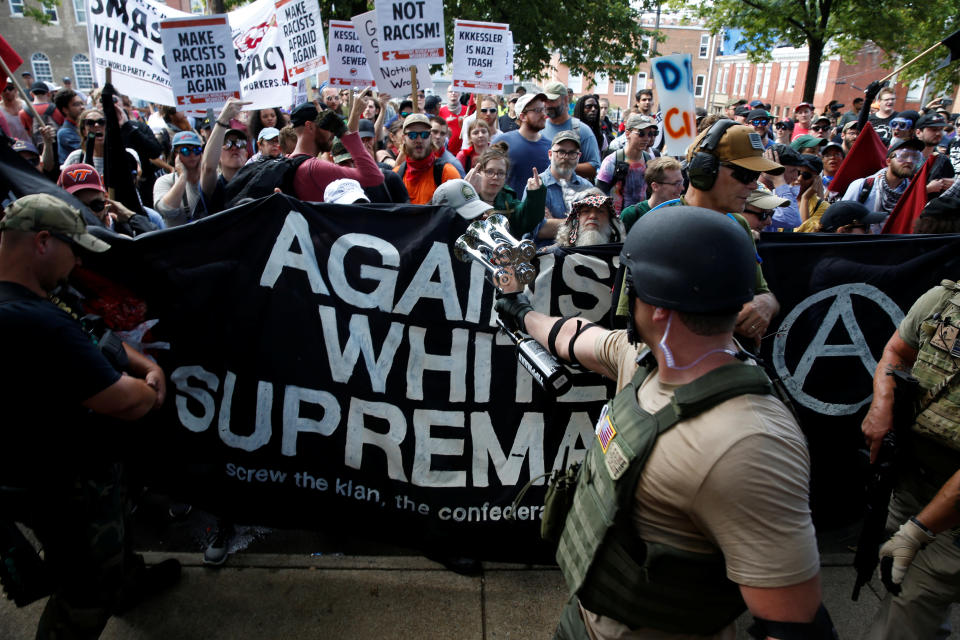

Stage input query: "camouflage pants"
[{"left": 19, "top": 464, "right": 137, "bottom": 640}]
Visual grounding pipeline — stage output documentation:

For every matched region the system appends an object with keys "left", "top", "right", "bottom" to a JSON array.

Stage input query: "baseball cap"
[
  {"left": 887, "top": 137, "right": 924, "bottom": 156},
  {"left": 746, "top": 189, "right": 789, "bottom": 210},
  {"left": 290, "top": 102, "right": 319, "bottom": 127},
  {"left": 12, "top": 139, "right": 39, "bottom": 155},
  {"left": 61, "top": 77, "right": 71, "bottom": 83},
  {"left": 748, "top": 100, "right": 764, "bottom": 108},
  {"left": 29, "top": 81, "right": 49, "bottom": 94},
  {"left": 794, "top": 102, "right": 814, "bottom": 112},
  {"left": 0, "top": 193, "right": 110, "bottom": 253},
  {"left": 790, "top": 134, "right": 827, "bottom": 151},
  {"left": 687, "top": 123, "right": 784, "bottom": 174},
  {"left": 20, "top": 71, "right": 32, "bottom": 77},
  {"left": 257, "top": 127, "right": 280, "bottom": 141},
  {"left": 726, "top": 98, "right": 746, "bottom": 108},
  {"left": 916, "top": 113, "right": 947, "bottom": 129},
  {"left": 58, "top": 163, "right": 106, "bottom": 195},
  {"left": 402, "top": 113, "right": 431, "bottom": 131},
  {"left": 171, "top": 130, "right": 204, "bottom": 147},
  {"left": 552, "top": 130, "right": 581, "bottom": 147},
  {"left": 330, "top": 139, "right": 352, "bottom": 164},
  {"left": 812, "top": 115, "right": 831, "bottom": 126},
  {"left": 819, "top": 201, "right": 886, "bottom": 232},
  {"left": 734, "top": 106, "right": 750, "bottom": 117},
  {"left": 821, "top": 142, "right": 845, "bottom": 156},
  {"left": 424, "top": 95, "right": 442, "bottom": 111},
  {"left": 515, "top": 92, "right": 547, "bottom": 115},
  {"left": 800, "top": 155, "right": 823, "bottom": 174},
  {"left": 625, "top": 114, "right": 657, "bottom": 131},
  {"left": 776, "top": 119, "right": 794, "bottom": 130},
  {"left": 430, "top": 179, "right": 493, "bottom": 220},
  {"left": 358, "top": 119, "right": 376, "bottom": 139},
  {"left": 746, "top": 109, "right": 770, "bottom": 121},
  {"left": 896, "top": 110, "right": 920, "bottom": 126},
  {"left": 771, "top": 144, "right": 805, "bottom": 167},
  {"left": 324, "top": 178, "right": 369, "bottom": 204},
  {"left": 842, "top": 121, "right": 859, "bottom": 133},
  {"left": 543, "top": 81, "right": 566, "bottom": 100},
  {"left": 919, "top": 194, "right": 960, "bottom": 220}
]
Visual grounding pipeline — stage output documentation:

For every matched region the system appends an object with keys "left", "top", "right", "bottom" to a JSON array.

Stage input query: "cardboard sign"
[
  {"left": 159, "top": 15, "right": 241, "bottom": 109},
  {"left": 351, "top": 10, "right": 433, "bottom": 94},
  {"left": 652, "top": 54, "right": 697, "bottom": 156},
  {"left": 451, "top": 20, "right": 508, "bottom": 93},
  {"left": 503, "top": 30, "right": 514, "bottom": 85},
  {"left": 328, "top": 20, "right": 375, "bottom": 88},
  {"left": 374, "top": 0, "right": 445, "bottom": 65},
  {"left": 274, "top": 0, "right": 327, "bottom": 83}
]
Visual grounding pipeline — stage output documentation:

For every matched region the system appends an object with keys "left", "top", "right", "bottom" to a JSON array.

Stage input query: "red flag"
[
  {"left": 829, "top": 121, "right": 888, "bottom": 198},
  {"left": 881, "top": 154, "right": 934, "bottom": 234},
  {"left": 0, "top": 34, "right": 24, "bottom": 76}
]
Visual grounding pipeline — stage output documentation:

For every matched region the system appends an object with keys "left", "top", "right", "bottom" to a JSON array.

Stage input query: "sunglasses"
[
  {"left": 632, "top": 129, "right": 657, "bottom": 137},
  {"left": 750, "top": 119, "right": 770, "bottom": 126},
  {"left": 583, "top": 103, "right": 599, "bottom": 110},
  {"left": 774, "top": 123, "right": 790, "bottom": 130},
  {"left": 405, "top": 130, "right": 431, "bottom": 140},
  {"left": 479, "top": 108, "right": 497, "bottom": 113},
  {"left": 2, "top": 86, "right": 15, "bottom": 92},
  {"left": 223, "top": 138, "right": 247, "bottom": 149},
  {"left": 722, "top": 163, "right": 760, "bottom": 185},
  {"left": 799, "top": 171, "right": 814, "bottom": 180},
  {"left": 177, "top": 145, "right": 203, "bottom": 156},
  {"left": 85, "top": 199, "right": 107, "bottom": 212},
  {"left": 744, "top": 207, "right": 772, "bottom": 220},
  {"left": 890, "top": 120, "right": 913, "bottom": 129},
  {"left": 84, "top": 118, "right": 106, "bottom": 127},
  {"left": 399, "top": 111, "right": 411, "bottom": 118},
  {"left": 811, "top": 125, "right": 829, "bottom": 132}
]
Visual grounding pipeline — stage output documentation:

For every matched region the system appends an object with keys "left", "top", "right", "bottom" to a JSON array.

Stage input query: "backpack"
[
  {"left": 856, "top": 176, "right": 876, "bottom": 205},
  {"left": 223, "top": 154, "right": 311, "bottom": 208},
  {"left": 610, "top": 149, "right": 650, "bottom": 189},
  {"left": 396, "top": 158, "right": 447, "bottom": 187}
]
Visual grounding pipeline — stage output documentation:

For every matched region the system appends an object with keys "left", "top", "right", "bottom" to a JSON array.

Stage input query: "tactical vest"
[
  {"left": 911, "top": 280, "right": 960, "bottom": 455},
  {"left": 556, "top": 352, "right": 774, "bottom": 634}
]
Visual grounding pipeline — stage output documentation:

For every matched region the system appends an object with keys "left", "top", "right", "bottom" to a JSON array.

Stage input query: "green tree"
[{"left": 670, "top": 0, "right": 958, "bottom": 101}]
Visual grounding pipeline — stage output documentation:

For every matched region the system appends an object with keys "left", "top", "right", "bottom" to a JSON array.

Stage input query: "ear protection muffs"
[{"left": 687, "top": 118, "right": 739, "bottom": 191}]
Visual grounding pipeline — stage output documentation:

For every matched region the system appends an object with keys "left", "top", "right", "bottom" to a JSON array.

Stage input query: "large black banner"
[{"left": 82, "top": 196, "right": 960, "bottom": 560}]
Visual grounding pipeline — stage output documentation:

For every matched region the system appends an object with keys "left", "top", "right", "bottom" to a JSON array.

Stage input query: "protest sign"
[
  {"left": 374, "top": 0, "right": 445, "bottom": 65},
  {"left": 274, "top": 0, "right": 327, "bottom": 84},
  {"left": 503, "top": 30, "right": 514, "bottom": 85},
  {"left": 328, "top": 20, "right": 375, "bottom": 88},
  {"left": 452, "top": 20, "right": 509, "bottom": 93},
  {"left": 652, "top": 54, "right": 697, "bottom": 156},
  {"left": 160, "top": 15, "right": 241, "bottom": 109},
  {"left": 352, "top": 10, "right": 433, "bottom": 94}
]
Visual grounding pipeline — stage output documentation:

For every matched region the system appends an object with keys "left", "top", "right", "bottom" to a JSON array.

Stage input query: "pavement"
[{"left": 2, "top": 506, "right": 958, "bottom": 639}]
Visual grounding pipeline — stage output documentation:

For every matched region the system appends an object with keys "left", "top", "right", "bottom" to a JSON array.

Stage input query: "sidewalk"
[{"left": 3, "top": 549, "right": 954, "bottom": 639}]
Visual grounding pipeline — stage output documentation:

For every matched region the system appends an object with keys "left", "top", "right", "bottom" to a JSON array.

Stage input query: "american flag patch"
[{"left": 597, "top": 416, "right": 616, "bottom": 453}]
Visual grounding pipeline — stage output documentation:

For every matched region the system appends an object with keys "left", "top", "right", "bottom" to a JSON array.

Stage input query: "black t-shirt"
[
  {"left": 0, "top": 282, "right": 121, "bottom": 483},
  {"left": 498, "top": 113, "right": 519, "bottom": 133},
  {"left": 869, "top": 113, "right": 897, "bottom": 146}
]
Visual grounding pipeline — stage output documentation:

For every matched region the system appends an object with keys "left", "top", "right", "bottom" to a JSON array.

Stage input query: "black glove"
[
  {"left": 495, "top": 291, "right": 534, "bottom": 334},
  {"left": 316, "top": 109, "right": 347, "bottom": 138},
  {"left": 864, "top": 80, "right": 887, "bottom": 100}
]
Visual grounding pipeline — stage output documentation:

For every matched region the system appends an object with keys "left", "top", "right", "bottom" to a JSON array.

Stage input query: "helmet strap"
[{"left": 658, "top": 311, "right": 739, "bottom": 371}]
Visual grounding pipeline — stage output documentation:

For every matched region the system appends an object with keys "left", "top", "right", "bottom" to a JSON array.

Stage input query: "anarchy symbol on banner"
[{"left": 772, "top": 283, "right": 904, "bottom": 416}]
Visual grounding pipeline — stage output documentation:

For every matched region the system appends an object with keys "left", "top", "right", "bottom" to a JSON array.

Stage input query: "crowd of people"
[{"left": 3, "top": 67, "right": 960, "bottom": 640}]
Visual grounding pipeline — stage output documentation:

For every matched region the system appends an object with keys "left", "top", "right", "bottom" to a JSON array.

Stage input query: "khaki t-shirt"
[{"left": 582, "top": 330, "right": 820, "bottom": 640}]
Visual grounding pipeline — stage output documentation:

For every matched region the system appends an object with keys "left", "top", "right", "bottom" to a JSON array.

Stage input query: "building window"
[
  {"left": 10, "top": 0, "right": 24, "bottom": 17},
  {"left": 637, "top": 72, "right": 647, "bottom": 91},
  {"left": 815, "top": 60, "right": 830, "bottom": 94},
  {"left": 761, "top": 64, "right": 771, "bottom": 97},
  {"left": 594, "top": 72, "right": 609, "bottom": 94},
  {"left": 568, "top": 73, "right": 583, "bottom": 93},
  {"left": 73, "top": 54, "right": 93, "bottom": 90},
  {"left": 699, "top": 34, "right": 709, "bottom": 58},
  {"left": 733, "top": 67, "right": 742, "bottom": 97},
  {"left": 31, "top": 53, "right": 53, "bottom": 84},
  {"left": 721, "top": 65, "right": 729, "bottom": 92},
  {"left": 787, "top": 62, "right": 799, "bottom": 92},
  {"left": 694, "top": 74, "right": 705, "bottom": 98},
  {"left": 613, "top": 79, "right": 628, "bottom": 95},
  {"left": 72, "top": 0, "right": 85, "bottom": 23},
  {"left": 753, "top": 68, "right": 762, "bottom": 97},
  {"left": 42, "top": 3, "right": 58, "bottom": 22},
  {"left": 776, "top": 63, "right": 787, "bottom": 92},
  {"left": 906, "top": 77, "right": 925, "bottom": 101}
]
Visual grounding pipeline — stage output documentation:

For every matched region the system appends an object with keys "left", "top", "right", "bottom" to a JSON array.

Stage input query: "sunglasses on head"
[
  {"left": 177, "top": 145, "right": 203, "bottom": 156},
  {"left": 722, "top": 163, "right": 761, "bottom": 185},
  {"left": 223, "top": 138, "right": 247, "bottom": 149},
  {"left": 751, "top": 119, "right": 770, "bottom": 126},
  {"left": 84, "top": 118, "right": 106, "bottom": 127},
  {"left": 744, "top": 207, "right": 772, "bottom": 220},
  {"left": 405, "top": 130, "right": 431, "bottom": 140}
]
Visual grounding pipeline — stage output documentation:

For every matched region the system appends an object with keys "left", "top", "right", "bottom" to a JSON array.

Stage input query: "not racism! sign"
[
  {"left": 159, "top": 15, "right": 241, "bottom": 109},
  {"left": 374, "top": 0, "right": 445, "bottom": 64}
]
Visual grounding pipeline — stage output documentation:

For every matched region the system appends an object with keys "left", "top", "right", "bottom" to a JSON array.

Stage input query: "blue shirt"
[
  {"left": 543, "top": 116, "right": 601, "bottom": 171},
  {"left": 57, "top": 119, "right": 81, "bottom": 165},
  {"left": 490, "top": 130, "right": 551, "bottom": 196}
]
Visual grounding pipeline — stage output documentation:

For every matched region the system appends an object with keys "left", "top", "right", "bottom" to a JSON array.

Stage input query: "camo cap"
[{"left": 1, "top": 194, "right": 110, "bottom": 253}]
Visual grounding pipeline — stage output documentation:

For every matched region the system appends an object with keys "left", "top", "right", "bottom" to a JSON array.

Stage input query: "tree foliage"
[{"left": 669, "top": 0, "right": 959, "bottom": 100}]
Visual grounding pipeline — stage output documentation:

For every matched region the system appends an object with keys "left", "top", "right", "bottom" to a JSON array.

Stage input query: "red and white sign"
[
  {"left": 374, "top": 0, "right": 445, "bottom": 65},
  {"left": 328, "top": 20, "right": 375, "bottom": 88},
  {"left": 274, "top": 0, "right": 327, "bottom": 83},
  {"left": 451, "top": 20, "right": 509, "bottom": 93},
  {"left": 159, "top": 15, "right": 241, "bottom": 109}
]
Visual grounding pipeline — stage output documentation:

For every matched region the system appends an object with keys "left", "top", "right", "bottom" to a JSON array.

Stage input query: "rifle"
[{"left": 851, "top": 369, "right": 919, "bottom": 600}]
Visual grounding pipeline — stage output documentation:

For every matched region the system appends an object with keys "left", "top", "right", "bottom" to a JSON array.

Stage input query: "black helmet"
[{"left": 620, "top": 206, "right": 756, "bottom": 313}]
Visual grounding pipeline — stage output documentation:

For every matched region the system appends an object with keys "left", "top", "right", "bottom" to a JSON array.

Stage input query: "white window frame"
[
  {"left": 31, "top": 53, "right": 53, "bottom": 84},
  {"left": 752, "top": 67, "right": 762, "bottom": 97},
  {"left": 613, "top": 79, "right": 628, "bottom": 96},
  {"left": 637, "top": 72, "right": 647, "bottom": 91},
  {"left": 906, "top": 77, "right": 925, "bottom": 101},
  {"left": 10, "top": 0, "right": 24, "bottom": 17},
  {"left": 699, "top": 34, "right": 709, "bottom": 59},
  {"left": 815, "top": 60, "right": 830, "bottom": 95},
  {"left": 738, "top": 64, "right": 749, "bottom": 96},
  {"left": 694, "top": 74, "right": 705, "bottom": 98},
  {"left": 760, "top": 64, "right": 771, "bottom": 98},
  {"left": 73, "top": 54, "right": 94, "bottom": 90},
  {"left": 72, "top": 0, "right": 85, "bottom": 23},
  {"left": 721, "top": 65, "right": 729, "bottom": 92},
  {"left": 593, "top": 72, "right": 609, "bottom": 95},
  {"left": 733, "top": 67, "right": 742, "bottom": 97},
  {"left": 567, "top": 73, "right": 583, "bottom": 94},
  {"left": 42, "top": 3, "right": 58, "bottom": 22},
  {"left": 787, "top": 62, "right": 799, "bottom": 92},
  {"left": 777, "top": 63, "right": 788, "bottom": 92}
]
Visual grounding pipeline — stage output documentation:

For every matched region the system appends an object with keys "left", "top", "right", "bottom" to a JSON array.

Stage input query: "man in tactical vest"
[
  {"left": 496, "top": 207, "right": 833, "bottom": 639},
  {"left": 862, "top": 280, "right": 960, "bottom": 639}
]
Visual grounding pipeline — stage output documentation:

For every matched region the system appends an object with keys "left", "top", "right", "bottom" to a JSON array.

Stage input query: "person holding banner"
[
  {"left": 494, "top": 206, "right": 830, "bottom": 640},
  {"left": 290, "top": 87, "right": 384, "bottom": 202}
]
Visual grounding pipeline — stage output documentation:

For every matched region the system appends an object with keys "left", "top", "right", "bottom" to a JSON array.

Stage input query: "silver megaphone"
[
  {"left": 454, "top": 237, "right": 514, "bottom": 287},
  {"left": 485, "top": 214, "right": 536, "bottom": 263},
  {"left": 465, "top": 219, "right": 515, "bottom": 265}
]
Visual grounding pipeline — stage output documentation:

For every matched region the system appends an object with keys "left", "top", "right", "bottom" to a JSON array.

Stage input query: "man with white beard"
[
  {"left": 528, "top": 130, "right": 593, "bottom": 246},
  {"left": 553, "top": 189, "right": 624, "bottom": 248}
]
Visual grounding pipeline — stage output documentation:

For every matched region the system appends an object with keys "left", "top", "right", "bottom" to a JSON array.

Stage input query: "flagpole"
[
  {"left": 410, "top": 66, "right": 419, "bottom": 113},
  {"left": 879, "top": 41, "right": 944, "bottom": 83}
]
